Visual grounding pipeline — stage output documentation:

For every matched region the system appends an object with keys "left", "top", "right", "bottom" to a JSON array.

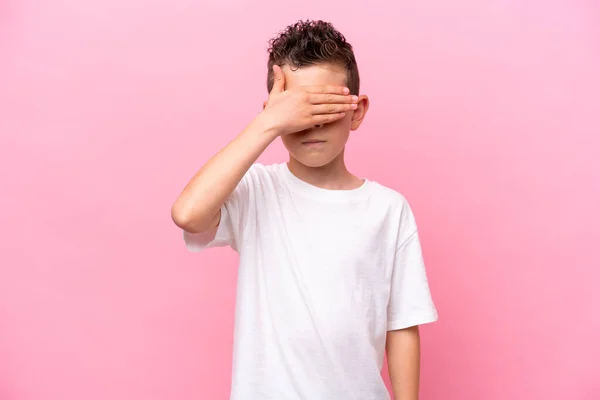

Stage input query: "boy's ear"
[
  {"left": 350, "top": 95, "right": 369, "bottom": 131},
  {"left": 263, "top": 100, "right": 268, "bottom": 109}
]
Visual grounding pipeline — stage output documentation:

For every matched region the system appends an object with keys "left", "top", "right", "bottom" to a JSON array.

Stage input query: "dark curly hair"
[{"left": 266, "top": 20, "right": 360, "bottom": 95}]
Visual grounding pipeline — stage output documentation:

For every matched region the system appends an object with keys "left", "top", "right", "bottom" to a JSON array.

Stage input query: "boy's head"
[
  {"left": 266, "top": 20, "right": 369, "bottom": 169},
  {"left": 267, "top": 20, "right": 360, "bottom": 95}
]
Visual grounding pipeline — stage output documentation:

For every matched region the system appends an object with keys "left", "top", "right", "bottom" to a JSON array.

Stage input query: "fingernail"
[
  {"left": 343, "top": 87, "right": 350, "bottom": 94},
  {"left": 352, "top": 96, "right": 358, "bottom": 102},
  {"left": 351, "top": 103, "right": 358, "bottom": 109}
]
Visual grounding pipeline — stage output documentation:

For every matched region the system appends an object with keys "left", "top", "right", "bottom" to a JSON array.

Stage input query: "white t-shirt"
[{"left": 183, "top": 163, "right": 438, "bottom": 400}]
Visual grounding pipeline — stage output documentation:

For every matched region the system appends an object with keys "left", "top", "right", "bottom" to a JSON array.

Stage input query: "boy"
[{"left": 171, "top": 20, "right": 438, "bottom": 400}]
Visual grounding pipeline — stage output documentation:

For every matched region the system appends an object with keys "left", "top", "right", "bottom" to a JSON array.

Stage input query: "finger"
[
  {"left": 304, "top": 85, "right": 350, "bottom": 95},
  {"left": 311, "top": 103, "right": 357, "bottom": 115},
  {"left": 271, "top": 65, "right": 285, "bottom": 93},
  {"left": 309, "top": 93, "right": 358, "bottom": 105},
  {"left": 311, "top": 112, "right": 347, "bottom": 125}
]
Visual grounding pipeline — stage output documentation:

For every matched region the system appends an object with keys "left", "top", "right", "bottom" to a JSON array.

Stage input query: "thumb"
[{"left": 271, "top": 65, "right": 285, "bottom": 93}]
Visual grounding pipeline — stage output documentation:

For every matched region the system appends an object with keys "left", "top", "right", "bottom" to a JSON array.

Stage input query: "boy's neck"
[{"left": 287, "top": 152, "right": 364, "bottom": 191}]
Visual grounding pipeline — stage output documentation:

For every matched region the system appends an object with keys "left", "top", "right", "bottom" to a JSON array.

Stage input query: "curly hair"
[{"left": 266, "top": 20, "right": 360, "bottom": 95}]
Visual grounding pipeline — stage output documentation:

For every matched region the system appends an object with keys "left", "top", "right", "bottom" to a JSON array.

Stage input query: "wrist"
[{"left": 253, "top": 111, "right": 282, "bottom": 140}]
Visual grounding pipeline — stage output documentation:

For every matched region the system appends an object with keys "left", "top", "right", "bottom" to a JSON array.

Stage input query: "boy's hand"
[{"left": 262, "top": 65, "right": 358, "bottom": 136}]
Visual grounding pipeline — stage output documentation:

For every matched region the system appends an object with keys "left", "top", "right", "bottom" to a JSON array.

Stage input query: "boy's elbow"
[
  {"left": 171, "top": 202, "right": 213, "bottom": 233},
  {"left": 171, "top": 204, "right": 189, "bottom": 229}
]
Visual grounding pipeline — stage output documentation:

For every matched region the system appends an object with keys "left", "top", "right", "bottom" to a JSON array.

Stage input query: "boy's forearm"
[
  {"left": 171, "top": 112, "right": 278, "bottom": 233},
  {"left": 386, "top": 326, "right": 421, "bottom": 400}
]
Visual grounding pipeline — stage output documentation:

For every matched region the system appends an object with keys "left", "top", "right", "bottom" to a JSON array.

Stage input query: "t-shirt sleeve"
[
  {"left": 387, "top": 200, "right": 438, "bottom": 331},
  {"left": 182, "top": 166, "right": 254, "bottom": 253}
]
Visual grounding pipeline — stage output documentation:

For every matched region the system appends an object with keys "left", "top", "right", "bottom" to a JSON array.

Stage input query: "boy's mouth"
[
  {"left": 301, "top": 139, "right": 326, "bottom": 148},
  {"left": 301, "top": 139, "right": 326, "bottom": 144}
]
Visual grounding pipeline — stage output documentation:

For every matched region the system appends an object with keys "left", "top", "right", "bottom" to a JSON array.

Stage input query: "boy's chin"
[
  {"left": 295, "top": 159, "right": 330, "bottom": 168},
  {"left": 290, "top": 152, "right": 342, "bottom": 169}
]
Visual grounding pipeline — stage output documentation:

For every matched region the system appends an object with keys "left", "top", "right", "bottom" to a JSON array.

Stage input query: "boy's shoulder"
[
  {"left": 242, "top": 162, "right": 282, "bottom": 184},
  {"left": 248, "top": 162, "right": 278, "bottom": 174},
  {"left": 366, "top": 178, "right": 409, "bottom": 202},
  {"left": 364, "top": 179, "right": 414, "bottom": 216}
]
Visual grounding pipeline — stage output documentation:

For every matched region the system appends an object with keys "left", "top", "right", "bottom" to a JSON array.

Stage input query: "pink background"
[{"left": 1, "top": 1, "right": 599, "bottom": 399}]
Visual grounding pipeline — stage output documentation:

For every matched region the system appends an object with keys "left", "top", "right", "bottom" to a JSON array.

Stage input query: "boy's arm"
[
  {"left": 171, "top": 114, "right": 277, "bottom": 233},
  {"left": 386, "top": 326, "right": 421, "bottom": 400},
  {"left": 171, "top": 65, "right": 356, "bottom": 234}
]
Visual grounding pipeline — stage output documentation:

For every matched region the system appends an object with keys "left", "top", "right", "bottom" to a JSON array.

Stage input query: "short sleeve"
[
  {"left": 182, "top": 165, "right": 255, "bottom": 253},
  {"left": 387, "top": 202, "right": 438, "bottom": 331}
]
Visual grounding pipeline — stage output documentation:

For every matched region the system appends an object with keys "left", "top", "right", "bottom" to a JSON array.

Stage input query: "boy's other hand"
[{"left": 261, "top": 65, "right": 358, "bottom": 136}]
